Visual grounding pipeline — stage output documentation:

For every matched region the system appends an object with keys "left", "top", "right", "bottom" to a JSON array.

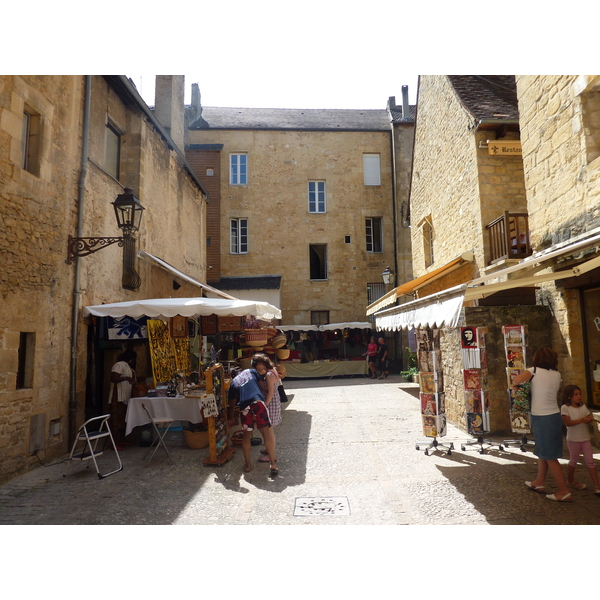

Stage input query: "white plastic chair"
[
  {"left": 64, "top": 414, "right": 123, "bottom": 479},
  {"left": 141, "top": 403, "right": 175, "bottom": 465}
]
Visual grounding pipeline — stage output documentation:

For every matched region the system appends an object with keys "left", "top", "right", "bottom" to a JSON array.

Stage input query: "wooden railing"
[{"left": 486, "top": 211, "right": 531, "bottom": 264}]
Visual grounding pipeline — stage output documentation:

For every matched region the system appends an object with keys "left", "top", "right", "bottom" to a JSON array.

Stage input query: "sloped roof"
[
  {"left": 213, "top": 275, "right": 282, "bottom": 290},
  {"left": 189, "top": 107, "right": 392, "bottom": 131},
  {"left": 390, "top": 105, "right": 416, "bottom": 123},
  {"left": 447, "top": 75, "right": 519, "bottom": 121}
]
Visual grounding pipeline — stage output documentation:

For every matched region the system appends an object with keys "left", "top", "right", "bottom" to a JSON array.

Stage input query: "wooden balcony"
[{"left": 486, "top": 211, "right": 531, "bottom": 264}]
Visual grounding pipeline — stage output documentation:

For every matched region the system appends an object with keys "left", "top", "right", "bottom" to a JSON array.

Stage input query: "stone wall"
[{"left": 440, "top": 305, "right": 552, "bottom": 435}]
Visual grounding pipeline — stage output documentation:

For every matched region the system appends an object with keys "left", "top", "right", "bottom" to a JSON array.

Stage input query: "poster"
[
  {"left": 422, "top": 415, "right": 438, "bottom": 437},
  {"left": 467, "top": 412, "right": 484, "bottom": 435},
  {"left": 510, "top": 410, "right": 531, "bottom": 433},
  {"left": 420, "top": 371, "right": 443, "bottom": 394},
  {"left": 465, "top": 389, "right": 483, "bottom": 413},
  {"left": 418, "top": 350, "right": 442, "bottom": 373},
  {"left": 503, "top": 325, "right": 525, "bottom": 345},
  {"left": 463, "top": 369, "right": 482, "bottom": 390},
  {"left": 506, "top": 347, "right": 525, "bottom": 369},
  {"left": 420, "top": 393, "right": 437, "bottom": 415},
  {"left": 461, "top": 326, "right": 478, "bottom": 348},
  {"left": 107, "top": 316, "right": 148, "bottom": 340},
  {"left": 503, "top": 324, "right": 530, "bottom": 434}
]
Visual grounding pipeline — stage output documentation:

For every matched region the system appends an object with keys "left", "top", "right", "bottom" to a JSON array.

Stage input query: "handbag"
[{"left": 513, "top": 367, "right": 535, "bottom": 412}]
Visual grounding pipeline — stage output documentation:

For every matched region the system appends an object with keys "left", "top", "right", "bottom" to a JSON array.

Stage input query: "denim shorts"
[{"left": 530, "top": 412, "right": 563, "bottom": 460}]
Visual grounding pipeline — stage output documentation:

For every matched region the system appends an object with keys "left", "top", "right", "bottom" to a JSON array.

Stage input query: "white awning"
[
  {"left": 83, "top": 297, "right": 282, "bottom": 321},
  {"left": 375, "top": 286, "right": 466, "bottom": 331},
  {"left": 366, "top": 252, "right": 474, "bottom": 315},
  {"left": 278, "top": 322, "right": 373, "bottom": 332},
  {"left": 138, "top": 250, "right": 237, "bottom": 300}
]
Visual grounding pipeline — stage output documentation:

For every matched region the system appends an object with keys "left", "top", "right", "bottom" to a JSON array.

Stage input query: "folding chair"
[
  {"left": 64, "top": 414, "right": 123, "bottom": 479},
  {"left": 141, "top": 402, "right": 175, "bottom": 465}
]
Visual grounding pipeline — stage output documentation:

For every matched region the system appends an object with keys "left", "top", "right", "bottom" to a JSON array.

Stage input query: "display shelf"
[{"left": 203, "top": 363, "right": 235, "bottom": 466}]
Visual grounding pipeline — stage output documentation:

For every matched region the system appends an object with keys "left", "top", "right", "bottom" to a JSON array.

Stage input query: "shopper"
[
  {"left": 512, "top": 346, "right": 571, "bottom": 501},
  {"left": 560, "top": 384, "right": 600, "bottom": 494},
  {"left": 257, "top": 354, "right": 283, "bottom": 463},
  {"left": 229, "top": 354, "right": 278, "bottom": 476},
  {"left": 363, "top": 336, "right": 378, "bottom": 379},
  {"left": 376, "top": 337, "right": 389, "bottom": 379},
  {"left": 108, "top": 352, "right": 136, "bottom": 450}
]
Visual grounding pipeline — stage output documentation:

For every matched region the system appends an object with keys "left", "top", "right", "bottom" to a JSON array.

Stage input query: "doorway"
[{"left": 582, "top": 286, "right": 600, "bottom": 408}]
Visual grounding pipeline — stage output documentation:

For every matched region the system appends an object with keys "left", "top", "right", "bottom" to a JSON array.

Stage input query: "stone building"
[
  {"left": 184, "top": 86, "right": 414, "bottom": 366},
  {"left": 0, "top": 75, "right": 211, "bottom": 483},
  {"left": 372, "top": 74, "right": 600, "bottom": 440}
]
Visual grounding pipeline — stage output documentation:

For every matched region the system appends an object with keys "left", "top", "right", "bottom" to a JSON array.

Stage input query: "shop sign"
[{"left": 488, "top": 140, "right": 522, "bottom": 156}]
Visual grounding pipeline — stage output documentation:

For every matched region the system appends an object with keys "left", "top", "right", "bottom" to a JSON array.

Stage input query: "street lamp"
[
  {"left": 381, "top": 266, "right": 394, "bottom": 286},
  {"left": 67, "top": 188, "right": 145, "bottom": 290}
]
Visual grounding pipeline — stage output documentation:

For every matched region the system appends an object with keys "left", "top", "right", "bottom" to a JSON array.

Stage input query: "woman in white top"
[{"left": 512, "top": 346, "right": 571, "bottom": 502}]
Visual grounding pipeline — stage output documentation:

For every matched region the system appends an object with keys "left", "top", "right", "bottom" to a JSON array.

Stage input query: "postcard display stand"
[
  {"left": 459, "top": 327, "right": 504, "bottom": 453},
  {"left": 502, "top": 325, "right": 534, "bottom": 452},
  {"left": 203, "top": 363, "right": 235, "bottom": 466},
  {"left": 414, "top": 329, "right": 453, "bottom": 455}
]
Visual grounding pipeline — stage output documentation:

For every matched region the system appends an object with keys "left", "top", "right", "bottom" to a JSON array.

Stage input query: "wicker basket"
[
  {"left": 271, "top": 334, "right": 287, "bottom": 349},
  {"left": 244, "top": 329, "right": 269, "bottom": 346},
  {"left": 183, "top": 429, "right": 209, "bottom": 449},
  {"left": 276, "top": 348, "right": 290, "bottom": 360},
  {"left": 276, "top": 365, "right": 287, "bottom": 379}
]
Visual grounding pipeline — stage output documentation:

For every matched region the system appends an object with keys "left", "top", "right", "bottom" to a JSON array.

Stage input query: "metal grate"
[{"left": 294, "top": 496, "right": 350, "bottom": 516}]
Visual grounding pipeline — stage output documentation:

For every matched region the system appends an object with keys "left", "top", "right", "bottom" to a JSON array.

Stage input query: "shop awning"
[
  {"left": 278, "top": 322, "right": 372, "bottom": 332},
  {"left": 138, "top": 250, "right": 238, "bottom": 300},
  {"left": 83, "top": 297, "right": 282, "bottom": 321},
  {"left": 365, "top": 252, "right": 474, "bottom": 315},
  {"left": 376, "top": 286, "right": 466, "bottom": 331}
]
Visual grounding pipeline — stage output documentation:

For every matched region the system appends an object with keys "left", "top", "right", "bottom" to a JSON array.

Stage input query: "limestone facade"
[
  {"left": 185, "top": 97, "right": 414, "bottom": 330},
  {"left": 0, "top": 75, "right": 207, "bottom": 483}
]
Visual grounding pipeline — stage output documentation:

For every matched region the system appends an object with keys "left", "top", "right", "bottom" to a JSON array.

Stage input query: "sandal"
[
  {"left": 270, "top": 467, "right": 279, "bottom": 477},
  {"left": 545, "top": 492, "right": 572, "bottom": 502},
  {"left": 525, "top": 481, "right": 546, "bottom": 493},
  {"left": 567, "top": 481, "right": 587, "bottom": 490},
  {"left": 243, "top": 464, "right": 252, "bottom": 473},
  {"left": 594, "top": 487, "right": 600, "bottom": 495},
  {"left": 258, "top": 455, "right": 276, "bottom": 463}
]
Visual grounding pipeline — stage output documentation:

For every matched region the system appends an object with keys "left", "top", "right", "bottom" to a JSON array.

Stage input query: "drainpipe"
[{"left": 69, "top": 75, "right": 92, "bottom": 445}]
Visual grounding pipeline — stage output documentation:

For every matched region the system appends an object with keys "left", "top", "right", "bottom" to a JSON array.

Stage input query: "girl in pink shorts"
[{"left": 560, "top": 384, "right": 600, "bottom": 494}]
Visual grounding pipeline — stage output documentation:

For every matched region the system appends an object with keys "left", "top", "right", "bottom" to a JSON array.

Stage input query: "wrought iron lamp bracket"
[{"left": 66, "top": 235, "right": 125, "bottom": 264}]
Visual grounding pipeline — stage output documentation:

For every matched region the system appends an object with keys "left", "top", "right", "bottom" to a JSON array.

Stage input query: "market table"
[
  {"left": 125, "top": 395, "right": 205, "bottom": 436},
  {"left": 281, "top": 360, "right": 368, "bottom": 379}
]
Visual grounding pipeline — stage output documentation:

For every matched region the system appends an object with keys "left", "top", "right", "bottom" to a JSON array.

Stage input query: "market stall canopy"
[
  {"left": 278, "top": 322, "right": 372, "bottom": 332},
  {"left": 83, "top": 297, "right": 282, "bottom": 321}
]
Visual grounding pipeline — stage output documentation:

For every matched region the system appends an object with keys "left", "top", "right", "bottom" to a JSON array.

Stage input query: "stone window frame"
[
  {"left": 229, "top": 153, "right": 248, "bottom": 185},
  {"left": 230, "top": 218, "right": 248, "bottom": 254},
  {"left": 17, "top": 332, "right": 35, "bottom": 390},
  {"left": 310, "top": 310, "right": 329, "bottom": 326},
  {"left": 365, "top": 217, "right": 383, "bottom": 253},
  {"left": 574, "top": 75, "right": 600, "bottom": 166},
  {"left": 419, "top": 215, "right": 435, "bottom": 268},
  {"left": 308, "top": 180, "right": 326, "bottom": 213},
  {"left": 363, "top": 153, "right": 381, "bottom": 186},
  {"left": 309, "top": 243, "right": 328, "bottom": 280},
  {"left": 104, "top": 118, "right": 123, "bottom": 181}
]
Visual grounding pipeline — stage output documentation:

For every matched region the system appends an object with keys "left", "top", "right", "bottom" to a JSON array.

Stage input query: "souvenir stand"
[
  {"left": 83, "top": 297, "right": 282, "bottom": 460},
  {"left": 459, "top": 327, "right": 504, "bottom": 453},
  {"left": 414, "top": 328, "right": 453, "bottom": 455},
  {"left": 502, "top": 324, "right": 534, "bottom": 452},
  {"left": 277, "top": 323, "right": 372, "bottom": 378}
]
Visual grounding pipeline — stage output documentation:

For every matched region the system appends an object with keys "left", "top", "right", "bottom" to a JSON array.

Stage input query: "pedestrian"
[
  {"left": 512, "top": 346, "right": 571, "bottom": 502},
  {"left": 560, "top": 384, "right": 600, "bottom": 494},
  {"left": 363, "top": 336, "right": 378, "bottom": 379},
  {"left": 376, "top": 337, "right": 389, "bottom": 379},
  {"left": 228, "top": 354, "right": 278, "bottom": 476},
  {"left": 257, "top": 354, "right": 283, "bottom": 463},
  {"left": 108, "top": 352, "right": 136, "bottom": 450}
]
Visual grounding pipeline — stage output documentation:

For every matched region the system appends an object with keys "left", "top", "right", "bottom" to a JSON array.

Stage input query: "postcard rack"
[
  {"left": 415, "top": 437, "right": 454, "bottom": 456},
  {"left": 460, "top": 435, "right": 504, "bottom": 454},
  {"left": 203, "top": 363, "right": 235, "bottom": 466}
]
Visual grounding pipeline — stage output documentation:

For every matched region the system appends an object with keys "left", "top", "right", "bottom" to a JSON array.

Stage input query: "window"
[
  {"left": 363, "top": 153, "right": 381, "bottom": 185},
  {"left": 366, "top": 217, "right": 383, "bottom": 253},
  {"left": 345, "top": 235, "right": 351, "bottom": 244},
  {"left": 367, "top": 282, "right": 387, "bottom": 322},
  {"left": 422, "top": 217, "right": 435, "bottom": 267},
  {"left": 309, "top": 244, "right": 327, "bottom": 279},
  {"left": 311, "top": 311, "right": 329, "bottom": 326},
  {"left": 308, "top": 181, "right": 326, "bottom": 213},
  {"left": 230, "top": 153, "right": 247, "bottom": 185},
  {"left": 17, "top": 332, "right": 35, "bottom": 389},
  {"left": 230, "top": 218, "right": 248, "bottom": 254},
  {"left": 21, "top": 106, "right": 41, "bottom": 176},
  {"left": 104, "top": 122, "right": 121, "bottom": 180}
]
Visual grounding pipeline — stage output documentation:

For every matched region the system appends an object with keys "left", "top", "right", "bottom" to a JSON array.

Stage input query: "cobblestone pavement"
[{"left": 2, "top": 375, "right": 600, "bottom": 526}]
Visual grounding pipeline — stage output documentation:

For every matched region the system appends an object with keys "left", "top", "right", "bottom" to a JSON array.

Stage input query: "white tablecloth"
[
  {"left": 125, "top": 396, "right": 205, "bottom": 435},
  {"left": 282, "top": 361, "right": 368, "bottom": 378}
]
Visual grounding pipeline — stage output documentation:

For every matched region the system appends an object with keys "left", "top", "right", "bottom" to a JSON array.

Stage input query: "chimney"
[
  {"left": 154, "top": 75, "right": 185, "bottom": 150},
  {"left": 387, "top": 96, "right": 396, "bottom": 110},
  {"left": 401, "top": 85, "right": 409, "bottom": 119},
  {"left": 191, "top": 83, "right": 202, "bottom": 119}
]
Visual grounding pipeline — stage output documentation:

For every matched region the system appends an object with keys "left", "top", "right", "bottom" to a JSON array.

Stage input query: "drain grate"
[{"left": 294, "top": 496, "right": 350, "bottom": 516}]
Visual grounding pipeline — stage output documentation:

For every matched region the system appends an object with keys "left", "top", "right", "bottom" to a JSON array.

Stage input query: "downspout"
[{"left": 69, "top": 75, "right": 92, "bottom": 445}]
